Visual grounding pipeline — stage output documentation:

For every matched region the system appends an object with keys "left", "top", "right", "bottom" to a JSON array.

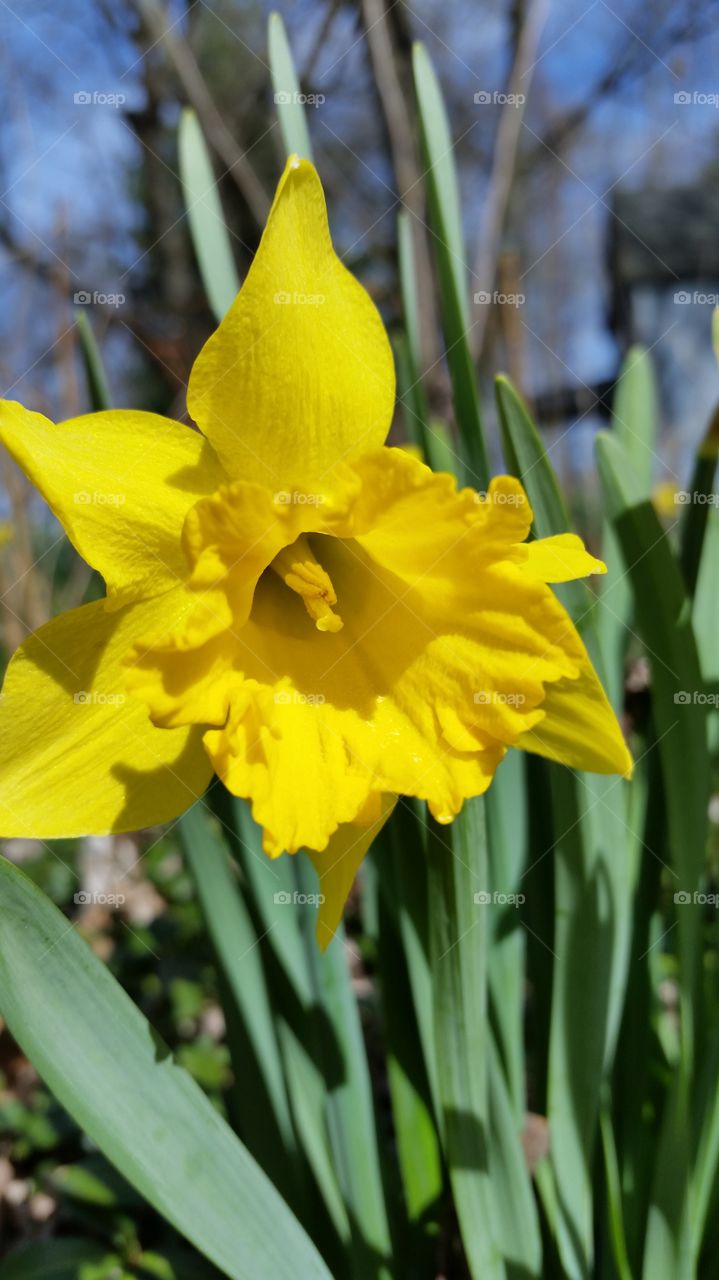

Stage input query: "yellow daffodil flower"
[{"left": 0, "top": 157, "right": 631, "bottom": 946}]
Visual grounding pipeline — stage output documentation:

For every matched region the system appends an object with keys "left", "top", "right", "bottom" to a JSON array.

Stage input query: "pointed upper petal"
[
  {"left": 186, "top": 157, "right": 395, "bottom": 488},
  {"left": 0, "top": 594, "right": 212, "bottom": 838},
  {"left": 0, "top": 401, "right": 225, "bottom": 607}
]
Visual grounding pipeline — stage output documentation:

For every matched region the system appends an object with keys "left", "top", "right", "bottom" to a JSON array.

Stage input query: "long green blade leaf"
[
  {"left": 497, "top": 378, "right": 635, "bottom": 1276},
  {"left": 0, "top": 855, "right": 332, "bottom": 1280},
  {"left": 495, "top": 373, "right": 587, "bottom": 619},
  {"left": 678, "top": 404, "right": 719, "bottom": 596},
  {"left": 178, "top": 805, "right": 300, "bottom": 1202},
  {"left": 74, "top": 310, "right": 112, "bottom": 411},
  {"left": 599, "top": 347, "right": 658, "bottom": 706},
  {"left": 178, "top": 107, "right": 241, "bottom": 322},
  {"left": 428, "top": 802, "right": 505, "bottom": 1279},
  {"left": 596, "top": 430, "right": 710, "bottom": 1278},
  {"left": 268, "top": 12, "right": 314, "bottom": 161},
  {"left": 413, "top": 42, "right": 489, "bottom": 488}
]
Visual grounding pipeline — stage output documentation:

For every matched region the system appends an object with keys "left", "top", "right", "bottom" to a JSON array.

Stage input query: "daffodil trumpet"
[{"left": 0, "top": 157, "right": 631, "bottom": 946}]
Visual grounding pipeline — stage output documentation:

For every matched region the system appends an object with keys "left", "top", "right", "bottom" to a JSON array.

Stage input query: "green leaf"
[
  {"left": 692, "top": 509, "right": 719, "bottom": 683},
  {"left": 496, "top": 379, "right": 635, "bottom": 1276},
  {"left": 397, "top": 209, "right": 426, "bottom": 388},
  {"left": 178, "top": 108, "right": 241, "bottom": 322},
  {"left": 487, "top": 1034, "right": 542, "bottom": 1277},
  {"left": 599, "top": 1094, "right": 634, "bottom": 1280},
  {"left": 611, "top": 345, "right": 658, "bottom": 493},
  {"left": 294, "top": 859, "right": 393, "bottom": 1277},
  {"left": 425, "top": 420, "right": 462, "bottom": 475},
  {"left": 49, "top": 1155, "right": 142, "bottom": 1208},
  {"left": 427, "top": 802, "right": 505, "bottom": 1279},
  {"left": 268, "top": 12, "right": 314, "bottom": 162},
  {"left": 485, "top": 750, "right": 527, "bottom": 1120},
  {"left": 396, "top": 210, "right": 431, "bottom": 452},
  {"left": 377, "top": 876, "right": 443, "bottom": 1224},
  {"left": 74, "top": 311, "right": 111, "bottom": 411},
  {"left": 213, "top": 790, "right": 312, "bottom": 1007},
  {"left": 678, "top": 404, "right": 719, "bottom": 596},
  {"left": 690, "top": 1013, "right": 719, "bottom": 1258},
  {"left": 411, "top": 45, "right": 467, "bottom": 328},
  {"left": 599, "top": 347, "right": 658, "bottom": 706},
  {"left": 495, "top": 373, "right": 587, "bottom": 619},
  {"left": 596, "top": 431, "right": 711, "bottom": 1278},
  {"left": 212, "top": 792, "right": 392, "bottom": 1275},
  {"left": 178, "top": 805, "right": 301, "bottom": 1206},
  {"left": 596, "top": 431, "right": 710, "bottom": 1023},
  {"left": 384, "top": 803, "right": 439, "bottom": 1114},
  {"left": 413, "top": 43, "right": 489, "bottom": 489},
  {"left": 393, "top": 332, "right": 428, "bottom": 450},
  {"left": 276, "top": 1020, "right": 351, "bottom": 1244},
  {"left": 546, "top": 767, "right": 635, "bottom": 1278},
  {"left": 0, "top": 855, "right": 332, "bottom": 1280},
  {"left": 495, "top": 375, "right": 569, "bottom": 529}
]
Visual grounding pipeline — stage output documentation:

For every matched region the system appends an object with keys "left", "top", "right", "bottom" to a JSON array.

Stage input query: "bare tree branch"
[
  {"left": 524, "top": 0, "right": 719, "bottom": 164},
  {"left": 361, "top": 0, "right": 441, "bottom": 374},
  {"left": 132, "top": 0, "right": 270, "bottom": 226},
  {"left": 301, "top": 0, "right": 344, "bottom": 84},
  {"left": 470, "top": 0, "right": 549, "bottom": 360}
]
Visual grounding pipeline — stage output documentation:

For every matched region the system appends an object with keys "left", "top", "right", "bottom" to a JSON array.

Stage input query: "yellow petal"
[
  {"left": 0, "top": 401, "right": 225, "bottom": 607},
  {"left": 307, "top": 794, "right": 397, "bottom": 949},
  {"left": 521, "top": 533, "right": 606, "bottom": 582},
  {"left": 514, "top": 650, "right": 633, "bottom": 778},
  {"left": 0, "top": 594, "right": 212, "bottom": 838},
  {"left": 186, "top": 157, "right": 395, "bottom": 488}
]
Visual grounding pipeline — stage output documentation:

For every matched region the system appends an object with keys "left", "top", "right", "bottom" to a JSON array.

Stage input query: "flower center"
[{"left": 269, "top": 534, "right": 343, "bottom": 633}]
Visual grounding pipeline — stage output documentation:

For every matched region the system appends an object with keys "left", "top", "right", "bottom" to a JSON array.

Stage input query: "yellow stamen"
[{"left": 270, "top": 536, "right": 343, "bottom": 633}]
